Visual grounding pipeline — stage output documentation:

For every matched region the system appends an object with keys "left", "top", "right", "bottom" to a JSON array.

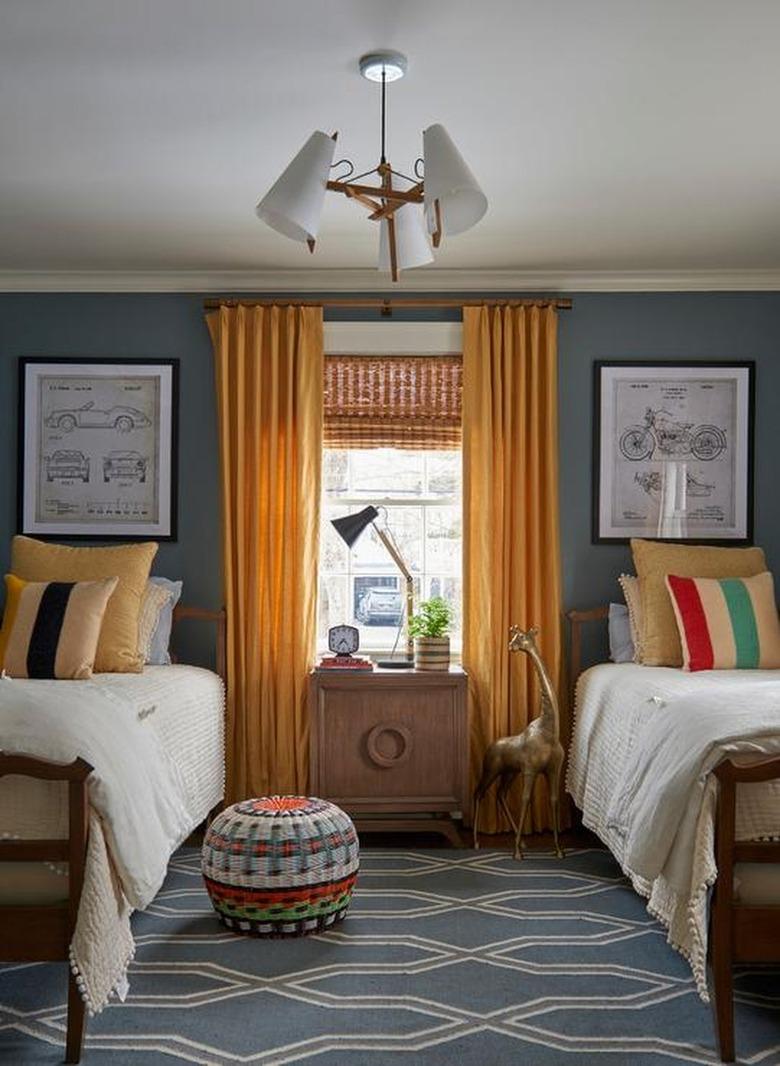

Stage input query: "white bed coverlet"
[
  {"left": 0, "top": 665, "right": 224, "bottom": 1010},
  {"left": 607, "top": 685, "right": 780, "bottom": 888},
  {"left": 567, "top": 663, "right": 780, "bottom": 999}
]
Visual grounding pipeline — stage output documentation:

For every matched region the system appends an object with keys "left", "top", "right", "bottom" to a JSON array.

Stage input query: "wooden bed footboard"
[
  {"left": 711, "top": 754, "right": 780, "bottom": 1062},
  {"left": 0, "top": 754, "right": 93, "bottom": 1063}
]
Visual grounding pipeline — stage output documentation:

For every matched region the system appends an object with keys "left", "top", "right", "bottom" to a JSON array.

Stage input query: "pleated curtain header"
[{"left": 323, "top": 354, "right": 462, "bottom": 450}]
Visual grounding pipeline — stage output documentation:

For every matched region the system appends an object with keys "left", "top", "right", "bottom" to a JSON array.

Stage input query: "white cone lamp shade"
[
  {"left": 378, "top": 203, "right": 434, "bottom": 272},
  {"left": 255, "top": 131, "right": 337, "bottom": 243},
  {"left": 423, "top": 123, "right": 487, "bottom": 237}
]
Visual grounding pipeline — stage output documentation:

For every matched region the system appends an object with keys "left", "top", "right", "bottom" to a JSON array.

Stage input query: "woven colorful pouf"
[{"left": 201, "top": 796, "right": 359, "bottom": 936}]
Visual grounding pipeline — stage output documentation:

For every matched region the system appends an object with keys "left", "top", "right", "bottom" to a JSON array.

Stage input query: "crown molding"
[{"left": 1, "top": 267, "right": 780, "bottom": 293}]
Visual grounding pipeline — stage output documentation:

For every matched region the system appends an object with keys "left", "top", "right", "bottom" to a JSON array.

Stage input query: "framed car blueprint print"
[
  {"left": 18, "top": 358, "right": 179, "bottom": 540},
  {"left": 593, "top": 361, "right": 754, "bottom": 544}
]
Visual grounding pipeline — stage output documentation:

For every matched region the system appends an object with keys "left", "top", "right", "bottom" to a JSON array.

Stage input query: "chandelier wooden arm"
[{"left": 326, "top": 179, "right": 424, "bottom": 204}]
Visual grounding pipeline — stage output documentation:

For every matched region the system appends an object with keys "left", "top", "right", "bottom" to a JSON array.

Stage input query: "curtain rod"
[{"left": 203, "top": 296, "right": 572, "bottom": 312}]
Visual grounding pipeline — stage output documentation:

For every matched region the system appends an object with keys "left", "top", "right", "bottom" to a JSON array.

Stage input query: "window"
[
  {"left": 319, "top": 447, "right": 462, "bottom": 654},
  {"left": 318, "top": 351, "right": 463, "bottom": 658}
]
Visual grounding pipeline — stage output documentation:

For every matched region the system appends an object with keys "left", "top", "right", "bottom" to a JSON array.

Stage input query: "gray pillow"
[
  {"left": 608, "top": 602, "right": 635, "bottom": 664},
  {"left": 147, "top": 576, "right": 183, "bottom": 665}
]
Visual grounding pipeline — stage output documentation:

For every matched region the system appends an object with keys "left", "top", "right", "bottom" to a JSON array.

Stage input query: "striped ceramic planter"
[{"left": 414, "top": 636, "right": 450, "bottom": 671}]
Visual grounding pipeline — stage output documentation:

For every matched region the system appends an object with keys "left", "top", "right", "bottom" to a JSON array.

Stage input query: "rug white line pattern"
[{"left": 1, "top": 847, "right": 778, "bottom": 1065}]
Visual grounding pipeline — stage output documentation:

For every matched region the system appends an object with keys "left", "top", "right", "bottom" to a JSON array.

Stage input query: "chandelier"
[{"left": 255, "top": 51, "right": 487, "bottom": 281}]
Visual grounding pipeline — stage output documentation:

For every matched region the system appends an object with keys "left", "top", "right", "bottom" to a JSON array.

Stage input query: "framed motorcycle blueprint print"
[
  {"left": 18, "top": 358, "right": 179, "bottom": 540},
  {"left": 593, "top": 362, "right": 754, "bottom": 544}
]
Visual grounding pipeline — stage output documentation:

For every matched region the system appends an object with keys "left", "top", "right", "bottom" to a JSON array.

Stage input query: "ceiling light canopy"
[
  {"left": 359, "top": 50, "right": 407, "bottom": 82},
  {"left": 255, "top": 51, "right": 487, "bottom": 281}
]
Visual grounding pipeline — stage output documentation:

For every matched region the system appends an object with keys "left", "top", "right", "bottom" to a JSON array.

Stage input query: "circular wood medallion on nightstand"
[{"left": 366, "top": 723, "right": 413, "bottom": 767}]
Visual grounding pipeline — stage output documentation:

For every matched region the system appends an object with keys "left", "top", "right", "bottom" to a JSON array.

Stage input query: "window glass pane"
[
  {"left": 320, "top": 504, "right": 349, "bottom": 572},
  {"left": 424, "top": 505, "right": 461, "bottom": 574},
  {"left": 319, "top": 446, "right": 462, "bottom": 654},
  {"left": 319, "top": 574, "right": 349, "bottom": 637},
  {"left": 426, "top": 452, "right": 461, "bottom": 496},
  {"left": 348, "top": 449, "right": 424, "bottom": 498},
  {"left": 323, "top": 450, "right": 348, "bottom": 497}
]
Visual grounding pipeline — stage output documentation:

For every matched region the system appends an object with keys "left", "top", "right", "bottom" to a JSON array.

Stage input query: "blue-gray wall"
[
  {"left": 1, "top": 292, "right": 778, "bottom": 630},
  {"left": 0, "top": 294, "right": 221, "bottom": 614},
  {"left": 558, "top": 293, "right": 780, "bottom": 610}
]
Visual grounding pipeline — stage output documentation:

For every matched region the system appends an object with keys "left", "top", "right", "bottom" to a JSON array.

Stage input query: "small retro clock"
[{"left": 328, "top": 624, "right": 360, "bottom": 657}]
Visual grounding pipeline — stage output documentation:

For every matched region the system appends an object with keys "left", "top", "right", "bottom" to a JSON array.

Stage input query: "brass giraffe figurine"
[{"left": 472, "top": 625, "right": 565, "bottom": 860}]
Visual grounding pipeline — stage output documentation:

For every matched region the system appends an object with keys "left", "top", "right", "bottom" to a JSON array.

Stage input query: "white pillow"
[
  {"left": 608, "top": 603, "right": 635, "bottom": 663},
  {"left": 138, "top": 577, "right": 183, "bottom": 665}
]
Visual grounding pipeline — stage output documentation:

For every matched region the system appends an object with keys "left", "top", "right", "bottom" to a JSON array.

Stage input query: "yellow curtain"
[
  {"left": 462, "top": 304, "right": 566, "bottom": 833},
  {"left": 207, "top": 304, "right": 323, "bottom": 803}
]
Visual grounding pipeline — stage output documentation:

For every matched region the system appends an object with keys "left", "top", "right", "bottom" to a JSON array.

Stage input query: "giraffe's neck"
[{"left": 527, "top": 647, "right": 559, "bottom": 739}]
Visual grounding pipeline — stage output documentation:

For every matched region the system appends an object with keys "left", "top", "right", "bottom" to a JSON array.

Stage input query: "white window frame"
[
  {"left": 319, "top": 458, "right": 462, "bottom": 657},
  {"left": 319, "top": 321, "right": 463, "bottom": 660}
]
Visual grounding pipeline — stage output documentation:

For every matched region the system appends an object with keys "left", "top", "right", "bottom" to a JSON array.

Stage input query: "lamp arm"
[
  {"left": 372, "top": 522, "right": 415, "bottom": 660},
  {"left": 372, "top": 523, "right": 412, "bottom": 581}
]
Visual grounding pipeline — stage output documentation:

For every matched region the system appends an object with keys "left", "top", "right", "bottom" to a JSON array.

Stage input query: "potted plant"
[{"left": 408, "top": 596, "right": 453, "bottom": 671}]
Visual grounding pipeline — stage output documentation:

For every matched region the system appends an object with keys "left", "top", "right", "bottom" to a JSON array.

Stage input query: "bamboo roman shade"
[{"left": 323, "top": 355, "right": 462, "bottom": 450}]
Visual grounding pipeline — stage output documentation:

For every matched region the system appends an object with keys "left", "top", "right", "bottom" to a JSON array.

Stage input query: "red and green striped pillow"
[{"left": 666, "top": 571, "right": 780, "bottom": 672}]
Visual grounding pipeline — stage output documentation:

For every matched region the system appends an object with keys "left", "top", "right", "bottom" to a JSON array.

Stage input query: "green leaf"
[{"left": 408, "top": 596, "right": 453, "bottom": 638}]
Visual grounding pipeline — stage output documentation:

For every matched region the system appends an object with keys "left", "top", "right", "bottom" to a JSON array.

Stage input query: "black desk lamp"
[{"left": 331, "top": 505, "right": 414, "bottom": 668}]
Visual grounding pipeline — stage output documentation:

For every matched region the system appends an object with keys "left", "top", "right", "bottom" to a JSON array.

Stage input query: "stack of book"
[{"left": 316, "top": 655, "right": 374, "bottom": 672}]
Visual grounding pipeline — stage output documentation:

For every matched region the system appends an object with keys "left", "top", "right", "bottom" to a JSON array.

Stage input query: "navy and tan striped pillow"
[{"left": 0, "top": 574, "right": 118, "bottom": 679}]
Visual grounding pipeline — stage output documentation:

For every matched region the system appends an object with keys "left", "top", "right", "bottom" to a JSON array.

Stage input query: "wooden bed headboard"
[
  {"left": 170, "top": 606, "right": 226, "bottom": 682},
  {"left": 566, "top": 605, "right": 609, "bottom": 699}
]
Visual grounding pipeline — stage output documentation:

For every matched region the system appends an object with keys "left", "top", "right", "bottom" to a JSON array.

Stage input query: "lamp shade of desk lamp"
[
  {"left": 331, "top": 506, "right": 379, "bottom": 549},
  {"left": 331, "top": 506, "right": 414, "bottom": 668}
]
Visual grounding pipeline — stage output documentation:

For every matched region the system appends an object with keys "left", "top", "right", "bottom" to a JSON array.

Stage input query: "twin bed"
[
  {"left": 566, "top": 607, "right": 780, "bottom": 1062},
  {"left": 0, "top": 606, "right": 225, "bottom": 1061}
]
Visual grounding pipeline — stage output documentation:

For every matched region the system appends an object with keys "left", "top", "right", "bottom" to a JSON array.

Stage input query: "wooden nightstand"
[{"left": 309, "top": 667, "right": 468, "bottom": 845}]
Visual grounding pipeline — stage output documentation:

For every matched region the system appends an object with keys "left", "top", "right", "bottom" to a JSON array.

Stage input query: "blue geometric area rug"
[{"left": 1, "top": 847, "right": 778, "bottom": 1065}]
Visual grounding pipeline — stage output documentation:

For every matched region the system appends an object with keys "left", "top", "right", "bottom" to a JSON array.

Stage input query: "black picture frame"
[
  {"left": 592, "top": 360, "right": 755, "bottom": 545},
  {"left": 18, "top": 357, "right": 179, "bottom": 541}
]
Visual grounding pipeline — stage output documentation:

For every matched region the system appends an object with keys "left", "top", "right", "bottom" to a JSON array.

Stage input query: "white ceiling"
[{"left": 2, "top": 0, "right": 780, "bottom": 283}]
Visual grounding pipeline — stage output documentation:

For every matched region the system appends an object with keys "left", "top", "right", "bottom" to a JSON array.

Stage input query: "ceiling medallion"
[{"left": 255, "top": 51, "right": 487, "bottom": 281}]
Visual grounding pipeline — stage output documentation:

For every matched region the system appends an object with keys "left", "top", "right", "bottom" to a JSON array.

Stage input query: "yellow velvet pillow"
[
  {"left": 0, "top": 574, "right": 118, "bottom": 679},
  {"left": 10, "top": 536, "right": 157, "bottom": 673},
  {"left": 630, "top": 539, "right": 767, "bottom": 666}
]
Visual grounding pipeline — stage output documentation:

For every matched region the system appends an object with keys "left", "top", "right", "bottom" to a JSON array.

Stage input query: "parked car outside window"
[{"left": 356, "top": 587, "right": 404, "bottom": 626}]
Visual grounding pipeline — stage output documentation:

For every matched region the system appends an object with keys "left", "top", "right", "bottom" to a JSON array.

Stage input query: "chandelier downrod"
[{"left": 380, "top": 66, "right": 387, "bottom": 166}]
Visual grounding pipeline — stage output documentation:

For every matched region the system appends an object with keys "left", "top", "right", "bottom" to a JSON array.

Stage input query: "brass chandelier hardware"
[{"left": 255, "top": 51, "right": 488, "bottom": 282}]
